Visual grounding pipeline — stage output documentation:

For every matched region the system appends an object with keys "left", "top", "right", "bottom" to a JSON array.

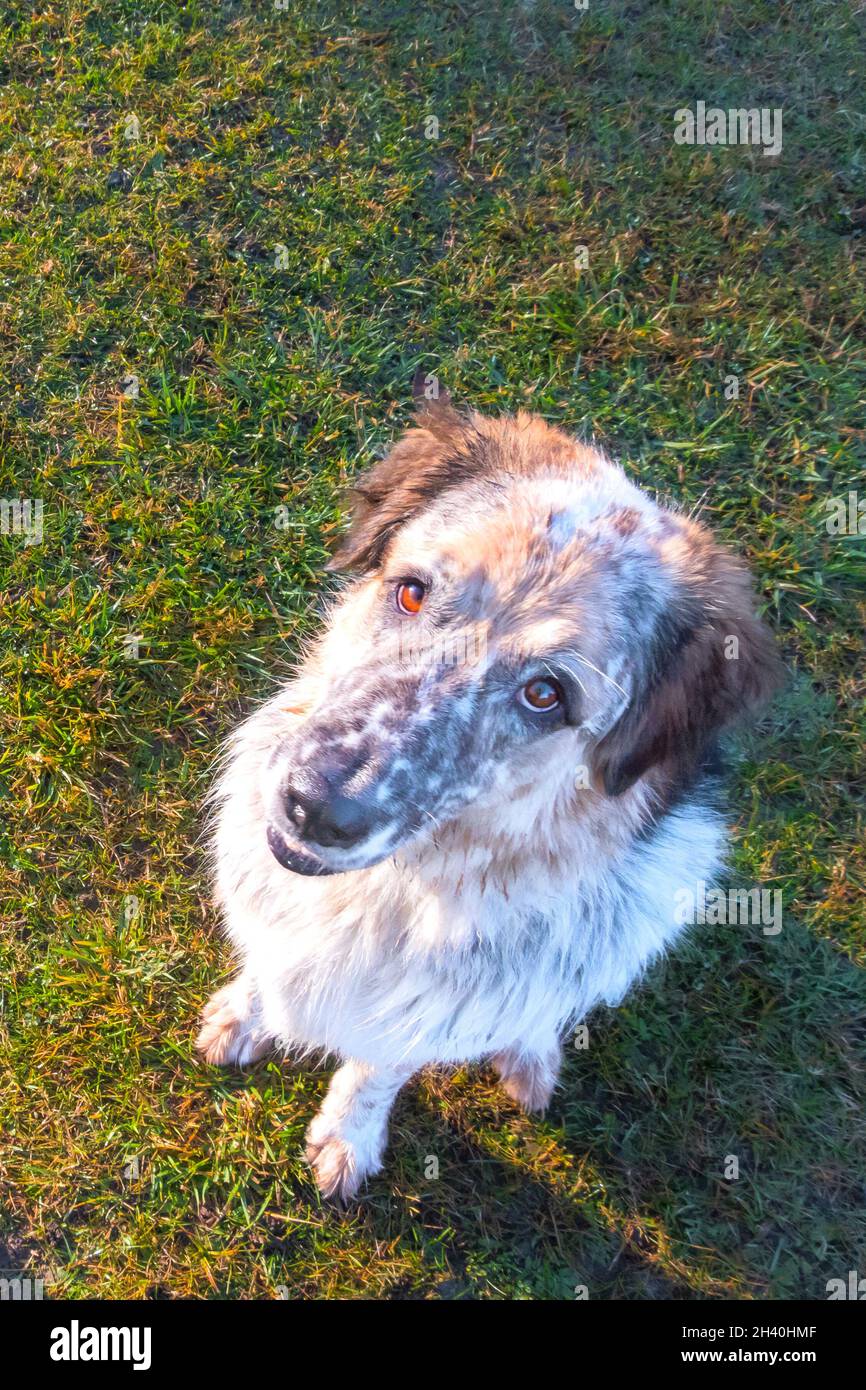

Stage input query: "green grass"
[{"left": 1, "top": 0, "right": 865, "bottom": 1299}]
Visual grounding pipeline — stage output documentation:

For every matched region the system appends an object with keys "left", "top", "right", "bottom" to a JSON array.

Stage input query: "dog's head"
[{"left": 263, "top": 392, "right": 781, "bottom": 875}]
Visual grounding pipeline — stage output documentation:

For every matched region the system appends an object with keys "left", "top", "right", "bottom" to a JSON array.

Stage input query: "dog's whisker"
[{"left": 567, "top": 649, "right": 627, "bottom": 698}]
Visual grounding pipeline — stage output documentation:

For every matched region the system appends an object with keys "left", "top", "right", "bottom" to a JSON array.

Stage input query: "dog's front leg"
[
  {"left": 196, "top": 972, "right": 273, "bottom": 1068},
  {"left": 493, "top": 1040, "right": 562, "bottom": 1113},
  {"left": 305, "top": 1059, "right": 413, "bottom": 1202}
]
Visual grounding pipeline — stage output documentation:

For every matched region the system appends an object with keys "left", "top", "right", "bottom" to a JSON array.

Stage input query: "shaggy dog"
[{"left": 197, "top": 390, "right": 781, "bottom": 1200}]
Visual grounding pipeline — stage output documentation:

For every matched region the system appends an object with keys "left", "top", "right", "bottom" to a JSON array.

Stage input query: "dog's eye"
[
  {"left": 396, "top": 580, "right": 426, "bottom": 615},
  {"left": 520, "top": 677, "right": 563, "bottom": 711}
]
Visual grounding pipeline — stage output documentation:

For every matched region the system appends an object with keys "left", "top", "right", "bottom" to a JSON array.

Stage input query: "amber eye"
[
  {"left": 396, "top": 580, "right": 426, "bottom": 615},
  {"left": 520, "top": 677, "right": 563, "bottom": 711}
]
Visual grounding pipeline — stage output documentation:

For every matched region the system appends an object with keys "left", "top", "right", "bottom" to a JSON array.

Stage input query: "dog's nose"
[{"left": 284, "top": 784, "right": 373, "bottom": 849}]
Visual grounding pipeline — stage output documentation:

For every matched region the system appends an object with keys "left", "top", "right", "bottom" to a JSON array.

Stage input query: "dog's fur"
[{"left": 197, "top": 394, "right": 781, "bottom": 1200}]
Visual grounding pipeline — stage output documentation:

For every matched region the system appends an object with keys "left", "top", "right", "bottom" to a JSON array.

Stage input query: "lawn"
[{"left": 0, "top": 0, "right": 864, "bottom": 1299}]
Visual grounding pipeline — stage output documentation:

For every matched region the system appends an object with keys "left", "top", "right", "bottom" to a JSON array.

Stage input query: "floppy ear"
[
  {"left": 328, "top": 382, "right": 485, "bottom": 573},
  {"left": 591, "top": 542, "right": 783, "bottom": 797}
]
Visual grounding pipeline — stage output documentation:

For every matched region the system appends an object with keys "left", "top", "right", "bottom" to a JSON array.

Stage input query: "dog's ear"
[
  {"left": 590, "top": 539, "right": 783, "bottom": 797},
  {"left": 328, "top": 380, "right": 483, "bottom": 573}
]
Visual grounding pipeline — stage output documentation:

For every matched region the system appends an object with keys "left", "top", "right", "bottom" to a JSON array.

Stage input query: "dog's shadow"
[
  {"left": 345, "top": 1064, "right": 701, "bottom": 1301},
  {"left": 254, "top": 1053, "right": 721, "bottom": 1301},
  {"left": 256, "top": 914, "right": 866, "bottom": 1301}
]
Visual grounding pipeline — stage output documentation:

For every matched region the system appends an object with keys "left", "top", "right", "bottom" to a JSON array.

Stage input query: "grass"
[{"left": 1, "top": 0, "right": 865, "bottom": 1299}]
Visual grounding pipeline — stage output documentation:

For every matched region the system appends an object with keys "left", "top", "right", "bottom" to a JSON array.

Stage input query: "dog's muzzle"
[
  {"left": 266, "top": 761, "right": 392, "bottom": 875},
  {"left": 283, "top": 779, "right": 376, "bottom": 849}
]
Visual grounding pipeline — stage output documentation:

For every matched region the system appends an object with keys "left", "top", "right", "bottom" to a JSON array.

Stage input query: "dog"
[{"left": 197, "top": 389, "right": 781, "bottom": 1200}]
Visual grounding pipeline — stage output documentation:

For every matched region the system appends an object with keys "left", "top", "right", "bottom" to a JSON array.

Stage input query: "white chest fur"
[{"left": 215, "top": 761, "right": 726, "bottom": 1068}]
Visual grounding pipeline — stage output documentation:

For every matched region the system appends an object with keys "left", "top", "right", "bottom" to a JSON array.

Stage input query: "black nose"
[{"left": 284, "top": 783, "right": 373, "bottom": 849}]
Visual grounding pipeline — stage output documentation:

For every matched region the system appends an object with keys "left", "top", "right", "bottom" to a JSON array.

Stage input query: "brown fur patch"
[
  {"left": 610, "top": 507, "right": 641, "bottom": 538},
  {"left": 329, "top": 399, "right": 598, "bottom": 573},
  {"left": 590, "top": 523, "right": 783, "bottom": 796},
  {"left": 328, "top": 398, "right": 485, "bottom": 572}
]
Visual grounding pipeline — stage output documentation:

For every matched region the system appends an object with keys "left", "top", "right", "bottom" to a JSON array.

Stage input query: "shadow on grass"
[{"left": 257, "top": 914, "right": 866, "bottom": 1300}]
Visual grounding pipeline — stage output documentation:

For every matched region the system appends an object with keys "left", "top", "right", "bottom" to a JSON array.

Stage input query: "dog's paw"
[
  {"left": 196, "top": 978, "right": 272, "bottom": 1068},
  {"left": 305, "top": 1112, "right": 383, "bottom": 1202},
  {"left": 305, "top": 1133, "right": 365, "bottom": 1202},
  {"left": 494, "top": 1048, "right": 559, "bottom": 1113}
]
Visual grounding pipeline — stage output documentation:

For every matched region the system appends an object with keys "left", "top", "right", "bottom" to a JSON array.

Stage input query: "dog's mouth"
[
  {"left": 263, "top": 739, "right": 433, "bottom": 876},
  {"left": 266, "top": 824, "right": 339, "bottom": 877},
  {"left": 265, "top": 820, "right": 404, "bottom": 877}
]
